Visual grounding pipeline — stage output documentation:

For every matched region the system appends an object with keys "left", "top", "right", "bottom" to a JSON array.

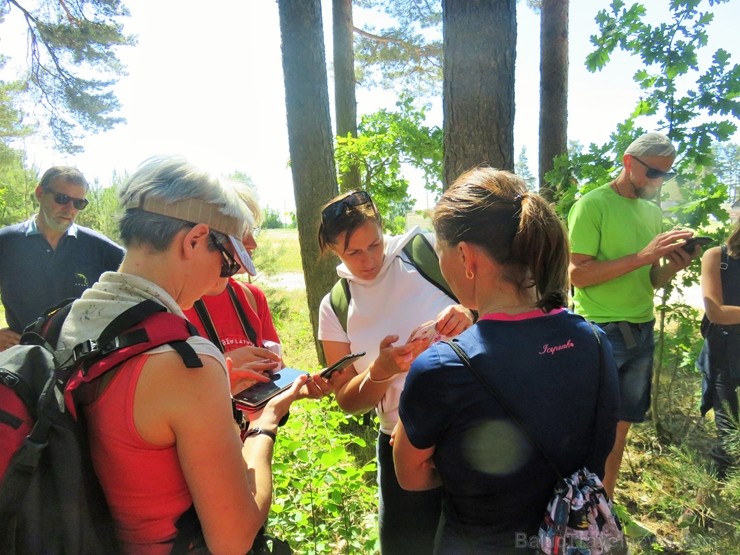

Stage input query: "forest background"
[{"left": 1, "top": 0, "right": 739, "bottom": 553}]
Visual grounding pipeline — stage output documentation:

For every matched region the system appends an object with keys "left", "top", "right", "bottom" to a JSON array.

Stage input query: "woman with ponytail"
[{"left": 392, "top": 168, "right": 620, "bottom": 553}]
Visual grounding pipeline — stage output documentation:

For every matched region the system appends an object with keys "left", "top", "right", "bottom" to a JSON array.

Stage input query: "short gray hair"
[
  {"left": 39, "top": 166, "right": 88, "bottom": 191},
  {"left": 624, "top": 132, "right": 676, "bottom": 158},
  {"left": 118, "top": 156, "right": 250, "bottom": 250}
]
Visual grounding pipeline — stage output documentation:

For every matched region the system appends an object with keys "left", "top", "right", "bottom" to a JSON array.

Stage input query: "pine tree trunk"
[
  {"left": 538, "top": 0, "right": 569, "bottom": 202},
  {"left": 278, "top": 0, "right": 339, "bottom": 362},
  {"left": 333, "top": 0, "right": 361, "bottom": 191},
  {"left": 442, "top": 0, "right": 517, "bottom": 188}
]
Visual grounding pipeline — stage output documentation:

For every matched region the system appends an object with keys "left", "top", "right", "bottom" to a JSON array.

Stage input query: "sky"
[{"left": 3, "top": 0, "right": 739, "bottom": 215}]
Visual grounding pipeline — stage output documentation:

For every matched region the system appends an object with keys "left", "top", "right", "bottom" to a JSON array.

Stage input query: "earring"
[{"left": 466, "top": 268, "right": 474, "bottom": 280}]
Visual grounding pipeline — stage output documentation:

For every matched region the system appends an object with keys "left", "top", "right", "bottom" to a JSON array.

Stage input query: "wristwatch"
[{"left": 244, "top": 427, "right": 277, "bottom": 442}]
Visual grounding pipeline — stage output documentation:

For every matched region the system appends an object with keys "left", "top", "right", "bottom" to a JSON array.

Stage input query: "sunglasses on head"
[
  {"left": 48, "top": 190, "right": 89, "bottom": 210},
  {"left": 632, "top": 157, "right": 676, "bottom": 180},
  {"left": 210, "top": 233, "right": 241, "bottom": 278},
  {"left": 321, "top": 190, "right": 374, "bottom": 224}
]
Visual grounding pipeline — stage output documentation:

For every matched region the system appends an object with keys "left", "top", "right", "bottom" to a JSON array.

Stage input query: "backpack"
[
  {"left": 0, "top": 298, "right": 203, "bottom": 554},
  {"left": 329, "top": 233, "right": 458, "bottom": 331}
]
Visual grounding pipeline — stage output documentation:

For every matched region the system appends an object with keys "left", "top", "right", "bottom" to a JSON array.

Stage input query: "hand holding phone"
[
  {"left": 681, "top": 236, "right": 712, "bottom": 253},
  {"left": 320, "top": 351, "right": 366, "bottom": 379},
  {"left": 233, "top": 367, "right": 309, "bottom": 409}
]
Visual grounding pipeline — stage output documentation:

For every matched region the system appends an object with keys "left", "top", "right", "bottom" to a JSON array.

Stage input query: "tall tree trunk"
[
  {"left": 333, "top": 0, "right": 361, "bottom": 191},
  {"left": 278, "top": 0, "right": 339, "bottom": 362},
  {"left": 538, "top": 0, "right": 569, "bottom": 202},
  {"left": 442, "top": 0, "right": 516, "bottom": 188}
]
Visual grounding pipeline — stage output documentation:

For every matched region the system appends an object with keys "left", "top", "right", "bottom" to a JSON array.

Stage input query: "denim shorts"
[{"left": 598, "top": 320, "right": 656, "bottom": 423}]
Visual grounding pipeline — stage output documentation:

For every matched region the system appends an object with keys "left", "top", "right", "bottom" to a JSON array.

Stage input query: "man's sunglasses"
[
  {"left": 211, "top": 233, "right": 241, "bottom": 278},
  {"left": 48, "top": 190, "right": 89, "bottom": 210},
  {"left": 632, "top": 157, "right": 676, "bottom": 181},
  {"left": 321, "top": 190, "right": 374, "bottom": 223}
]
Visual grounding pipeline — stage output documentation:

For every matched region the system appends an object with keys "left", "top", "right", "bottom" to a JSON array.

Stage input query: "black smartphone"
[
  {"left": 233, "top": 367, "right": 309, "bottom": 409},
  {"left": 320, "top": 351, "right": 366, "bottom": 379},
  {"left": 681, "top": 236, "right": 712, "bottom": 253}
]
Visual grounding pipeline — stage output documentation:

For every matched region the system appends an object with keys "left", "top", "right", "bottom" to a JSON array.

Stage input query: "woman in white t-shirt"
[{"left": 317, "top": 190, "right": 473, "bottom": 554}]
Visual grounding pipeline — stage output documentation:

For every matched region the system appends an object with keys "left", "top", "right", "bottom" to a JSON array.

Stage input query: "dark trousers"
[
  {"left": 710, "top": 363, "right": 739, "bottom": 476},
  {"left": 377, "top": 431, "right": 442, "bottom": 555}
]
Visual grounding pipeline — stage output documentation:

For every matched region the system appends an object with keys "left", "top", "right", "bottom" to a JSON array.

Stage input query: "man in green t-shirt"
[{"left": 568, "top": 132, "right": 701, "bottom": 498}]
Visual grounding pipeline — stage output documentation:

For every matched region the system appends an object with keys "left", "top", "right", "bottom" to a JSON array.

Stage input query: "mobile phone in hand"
[
  {"left": 681, "top": 236, "right": 712, "bottom": 253},
  {"left": 233, "top": 367, "right": 309, "bottom": 409},
  {"left": 320, "top": 351, "right": 366, "bottom": 379}
]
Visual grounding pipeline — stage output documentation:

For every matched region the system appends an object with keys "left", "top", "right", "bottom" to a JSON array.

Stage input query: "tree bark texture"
[
  {"left": 443, "top": 0, "right": 517, "bottom": 189},
  {"left": 332, "top": 0, "right": 361, "bottom": 191},
  {"left": 278, "top": 0, "right": 340, "bottom": 361},
  {"left": 538, "top": 0, "right": 569, "bottom": 201}
]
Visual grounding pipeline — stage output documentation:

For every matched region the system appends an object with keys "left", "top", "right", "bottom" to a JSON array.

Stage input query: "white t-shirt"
[{"left": 318, "top": 227, "right": 457, "bottom": 434}]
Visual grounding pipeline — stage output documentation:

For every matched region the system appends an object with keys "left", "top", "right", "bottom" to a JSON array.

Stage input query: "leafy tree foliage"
[
  {"left": 334, "top": 96, "right": 441, "bottom": 234},
  {"left": 1, "top": 0, "right": 134, "bottom": 153},
  {"left": 352, "top": 0, "right": 442, "bottom": 97}
]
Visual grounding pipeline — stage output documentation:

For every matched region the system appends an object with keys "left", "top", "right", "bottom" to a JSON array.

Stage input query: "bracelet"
[
  {"left": 244, "top": 427, "right": 277, "bottom": 442},
  {"left": 365, "top": 372, "right": 396, "bottom": 384}
]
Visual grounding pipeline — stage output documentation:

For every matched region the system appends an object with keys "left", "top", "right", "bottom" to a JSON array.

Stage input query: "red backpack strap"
[{"left": 63, "top": 301, "right": 203, "bottom": 418}]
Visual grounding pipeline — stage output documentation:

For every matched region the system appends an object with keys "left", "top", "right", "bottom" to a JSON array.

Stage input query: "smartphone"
[
  {"left": 233, "top": 367, "right": 309, "bottom": 409},
  {"left": 320, "top": 351, "right": 366, "bottom": 379},
  {"left": 408, "top": 320, "right": 438, "bottom": 343},
  {"left": 681, "top": 236, "right": 712, "bottom": 253}
]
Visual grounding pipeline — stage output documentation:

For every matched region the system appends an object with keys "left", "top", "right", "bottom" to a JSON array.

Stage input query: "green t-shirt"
[{"left": 567, "top": 184, "right": 662, "bottom": 323}]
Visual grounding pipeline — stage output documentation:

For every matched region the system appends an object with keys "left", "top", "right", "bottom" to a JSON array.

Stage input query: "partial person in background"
[
  {"left": 393, "top": 168, "right": 619, "bottom": 554},
  {"left": 0, "top": 166, "right": 124, "bottom": 350},
  {"left": 698, "top": 218, "right": 740, "bottom": 479},
  {"left": 316, "top": 190, "right": 474, "bottom": 555},
  {"left": 184, "top": 188, "right": 284, "bottom": 395},
  {"left": 567, "top": 132, "right": 699, "bottom": 497}
]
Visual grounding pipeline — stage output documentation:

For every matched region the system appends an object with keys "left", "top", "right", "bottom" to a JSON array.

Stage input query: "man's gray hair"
[
  {"left": 118, "top": 156, "right": 250, "bottom": 250},
  {"left": 39, "top": 166, "right": 88, "bottom": 191},
  {"left": 624, "top": 132, "right": 676, "bottom": 158}
]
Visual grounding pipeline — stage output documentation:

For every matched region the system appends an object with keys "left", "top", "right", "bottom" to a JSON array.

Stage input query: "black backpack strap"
[
  {"left": 21, "top": 298, "right": 76, "bottom": 348},
  {"left": 226, "top": 283, "right": 259, "bottom": 346},
  {"left": 170, "top": 505, "right": 205, "bottom": 555},
  {"left": 192, "top": 299, "right": 225, "bottom": 353}
]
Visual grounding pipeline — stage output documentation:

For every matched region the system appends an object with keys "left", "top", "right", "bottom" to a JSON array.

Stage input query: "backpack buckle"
[{"left": 72, "top": 339, "right": 99, "bottom": 360}]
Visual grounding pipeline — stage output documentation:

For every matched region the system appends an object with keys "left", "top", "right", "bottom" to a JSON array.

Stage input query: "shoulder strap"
[
  {"left": 226, "top": 283, "right": 259, "bottom": 346},
  {"left": 330, "top": 278, "right": 351, "bottom": 333},
  {"left": 21, "top": 298, "right": 76, "bottom": 348},
  {"left": 63, "top": 301, "right": 203, "bottom": 418},
  {"left": 192, "top": 299, "right": 225, "bottom": 353},
  {"left": 720, "top": 244, "right": 730, "bottom": 301},
  {"left": 402, "top": 233, "right": 458, "bottom": 304},
  {"left": 443, "top": 323, "right": 604, "bottom": 482}
]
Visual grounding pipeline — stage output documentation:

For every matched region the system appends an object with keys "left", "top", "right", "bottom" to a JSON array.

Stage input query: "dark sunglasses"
[
  {"left": 321, "top": 190, "right": 374, "bottom": 223},
  {"left": 48, "top": 190, "right": 89, "bottom": 210},
  {"left": 632, "top": 157, "right": 676, "bottom": 180},
  {"left": 211, "top": 233, "right": 241, "bottom": 278}
]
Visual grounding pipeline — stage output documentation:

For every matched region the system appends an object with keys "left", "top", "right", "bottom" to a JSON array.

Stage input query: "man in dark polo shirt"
[{"left": 0, "top": 166, "right": 125, "bottom": 350}]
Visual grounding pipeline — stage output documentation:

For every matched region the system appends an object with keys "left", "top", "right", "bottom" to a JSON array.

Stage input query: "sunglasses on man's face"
[
  {"left": 48, "top": 190, "right": 89, "bottom": 210},
  {"left": 321, "top": 190, "right": 374, "bottom": 223},
  {"left": 632, "top": 157, "right": 677, "bottom": 181},
  {"left": 211, "top": 233, "right": 241, "bottom": 278}
]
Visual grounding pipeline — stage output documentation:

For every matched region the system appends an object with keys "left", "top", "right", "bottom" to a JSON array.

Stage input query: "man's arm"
[{"left": 570, "top": 229, "right": 695, "bottom": 289}]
